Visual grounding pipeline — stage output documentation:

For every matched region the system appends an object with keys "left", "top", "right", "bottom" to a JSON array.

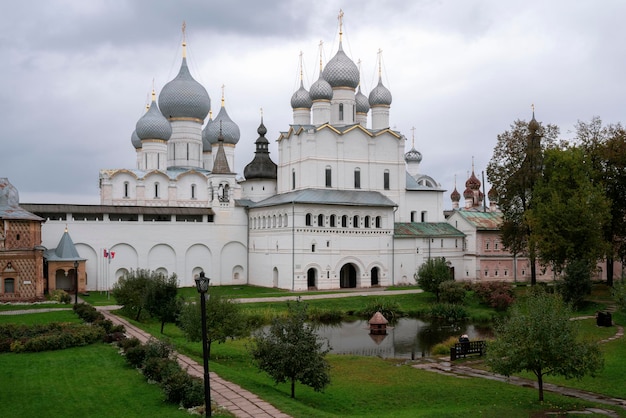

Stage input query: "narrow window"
[
  {"left": 123, "top": 182, "right": 129, "bottom": 198},
  {"left": 410, "top": 211, "right": 416, "bottom": 222},
  {"left": 353, "top": 215, "right": 359, "bottom": 228},
  {"left": 440, "top": 239, "right": 444, "bottom": 248},
  {"left": 364, "top": 216, "right": 370, "bottom": 228},
  {"left": 341, "top": 215, "right": 348, "bottom": 227},
  {"left": 312, "top": 244, "right": 316, "bottom": 252},
  {"left": 330, "top": 214, "right": 336, "bottom": 227},
  {"left": 383, "top": 170, "right": 390, "bottom": 190},
  {"left": 484, "top": 269, "right": 488, "bottom": 277},
  {"left": 421, "top": 211, "right": 427, "bottom": 222},
  {"left": 4, "top": 278, "right": 14, "bottom": 294},
  {"left": 495, "top": 242, "right": 499, "bottom": 250},
  {"left": 339, "top": 103, "right": 344, "bottom": 121},
  {"left": 318, "top": 214, "right": 324, "bottom": 226},
  {"left": 305, "top": 213, "right": 312, "bottom": 226},
  {"left": 354, "top": 168, "right": 361, "bottom": 189},
  {"left": 486, "top": 241, "right": 490, "bottom": 250},
  {"left": 154, "top": 182, "right": 160, "bottom": 198},
  {"left": 455, "top": 239, "right": 458, "bottom": 248},
  {"left": 375, "top": 216, "right": 381, "bottom": 228},
  {"left": 191, "top": 184, "right": 196, "bottom": 199},
  {"left": 187, "top": 143, "right": 190, "bottom": 160},
  {"left": 325, "top": 166, "right": 332, "bottom": 188},
  {"left": 292, "top": 170, "right": 296, "bottom": 190}
]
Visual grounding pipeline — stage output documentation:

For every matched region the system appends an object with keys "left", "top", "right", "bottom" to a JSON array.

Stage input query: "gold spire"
[
  {"left": 377, "top": 48, "right": 383, "bottom": 78},
  {"left": 357, "top": 59, "right": 362, "bottom": 87},
  {"left": 209, "top": 109, "right": 213, "bottom": 120},
  {"left": 182, "top": 21, "right": 187, "bottom": 58},
  {"left": 299, "top": 50, "right": 304, "bottom": 81},
  {"left": 411, "top": 126, "right": 416, "bottom": 148},
  {"left": 65, "top": 224, "right": 68, "bottom": 233},
  {"left": 151, "top": 79, "right": 156, "bottom": 102},
  {"left": 260, "top": 107, "right": 263, "bottom": 118},
  {"left": 221, "top": 84, "right": 225, "bottom": 107},
  {"left": 338, "top": 9, "right": 344, "bottom": 41},
  {"left": 531, "top": 103, "right": 535, "bottom": 113},
  {"left": 472, "top": 156, "right": 475, "bottom": 172}
]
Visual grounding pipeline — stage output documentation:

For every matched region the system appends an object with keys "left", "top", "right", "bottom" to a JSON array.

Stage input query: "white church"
[{"left": 19, "top": 18, "right": 484, "bottom": 293}]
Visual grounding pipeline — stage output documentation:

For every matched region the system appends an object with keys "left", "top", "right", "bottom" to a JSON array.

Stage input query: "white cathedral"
[{"left": 22, "top": 20, "right": 484, "bottom": 292}]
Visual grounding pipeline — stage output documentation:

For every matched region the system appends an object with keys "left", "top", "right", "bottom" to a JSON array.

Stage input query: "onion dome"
[
  {"left": 135, "top": 98, "right": 172, "bottom": 141},
  {"left": 529, "top": 110, "right": 540, "bottom": 132},
  {"left": 465, "top": 170, "right": 481, "bottom": 190},
  {"left": 131, "top": 129, "right": 141, "bottom": 149},
  {"left": 355, "top": 85, "right": 370, "bottom": 113},
  {"left": 290, "top": 80, "right": 312, "bottom": 109},
  {"left": 205, "top": 105, "right": 240, "bottom": 145},
  {"left": 369, "top": 76, "right": 392, "bottom": 106},
  {"left": 201, "top": 116, "right": 213, "bottom": 152},
  {"left": 244, "top": 119, "right": 278, "bottom": 180},
  {"left": 404, "top": 147, "right": 422, "bottom": 163},
  {"left": 158, "top": 57, "right": 210, "bottom": 121},
  {"left": 451, "top": 186, "right": 461, "bottom": 202},
  {"left": 488, "top": 186, "right": 497, "bottom": 202},
  {"left": 322, "top": 41, "right": 360, "bottom": 89},
  {"left": 463, "top": 186, "right": 474, "bottom": 199},
  {"left": 310, "top": 73, "right": 333, "bottom": 101}
]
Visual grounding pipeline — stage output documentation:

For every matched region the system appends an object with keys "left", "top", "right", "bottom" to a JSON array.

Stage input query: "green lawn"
[
  {"left": 0, "top": 309, "right": 78, "bottom": 325},
  {"left": 0, "top": 303, "right": 70, "bottom": 311}
]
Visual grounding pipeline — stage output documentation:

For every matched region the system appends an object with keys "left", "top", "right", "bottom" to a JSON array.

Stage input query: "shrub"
[
  {"left": 473, "top": 281, "right": 515, "bottom": 311},
  {"left": 125, "top": 344, "right": 147, "bottom": 368},
  {"left": 308, "top": 307, "right": 344, "bottom": 323},
  {"left": 73, "top": 303, "right": 105, "bottom": 323},
  {"left": 162, "top": 370, "right": 194, "bottom": 405},
  {"left": 143, "top": 338, "right": 173, "bottom": 361},
  {"left": 118, "top": 336, "right": 141, "bottom": 352},
  {"left": 181, "top": 377, "right": 205, "bottom": 408},
  {"left": 438, "top": 281, "right": 467, "bottom": 305},
  {"left": 357, "top": 298, "right": 402, "bottom": 322},
  {"left": 430, "top": 336, "right": 459, "bottom": 355},
  {"left": 426, "top": 303, "right": 468, "bottom": 322},
  {"left": 143, "top": 357, "right": 180, "bottom": 383},
  {"left": 49, "top": 289, "right": 71, "bottom": 304}
]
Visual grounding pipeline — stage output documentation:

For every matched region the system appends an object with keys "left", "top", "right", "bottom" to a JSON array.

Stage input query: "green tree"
[
  {"left": 111, "top": 269, "right": 152, "bottom": 321},
  {"left": 487, "top": 290, "right": 603, "bottom": 401},
  {"left": 250, "top": 299, "right": 331, "bottom": 399},
  {"left": 528, "top": 146, "right": 610, "bottom": 304},
  {"left": 575, "top": 117, "right": 626, "bottom": 286},
  {"left": 178, "top": 292, "right": 247, "bottom": 358},
  {"left": 415, "top": 257, "right": 453, "bottom": 302},
  {"left": 486, "top": 115, "right": 560, "bottom": 285},
  {"left": 144, "top": 272, "right": 180, "bottom": 334}
]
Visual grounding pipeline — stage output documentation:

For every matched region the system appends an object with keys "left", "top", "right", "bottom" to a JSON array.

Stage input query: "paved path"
[{"left": 234, "top": 288, "right": 423, "bottom": 304}]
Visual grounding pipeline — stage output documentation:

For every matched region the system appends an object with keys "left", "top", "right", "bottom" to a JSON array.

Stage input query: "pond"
[{"left": 317, "top": 318, "right": 492, "bottom": 359}]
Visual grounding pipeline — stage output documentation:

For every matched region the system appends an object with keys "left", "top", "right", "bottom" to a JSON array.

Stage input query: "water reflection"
[{"left": 317, "top": 318, "right": 491, "bottom": 359}]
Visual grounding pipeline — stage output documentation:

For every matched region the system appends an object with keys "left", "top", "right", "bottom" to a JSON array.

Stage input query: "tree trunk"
[
  {"left": 291, "top": 378, "right": 295, "bottom": 398},
  {"left": 160, "top": 320, "right": 165, "bottom": 334},
  {"left": 135, "top": 307, "right": 142, "bottom": 321},
  {"left": 607, "top": 257, "right": 614, "bottom": 287},
  {"left": 530, "top": 257, "right": 537, "bottom": 286},
  {"left": 537, "top": 373, "right": 544, "bottom": 402}
]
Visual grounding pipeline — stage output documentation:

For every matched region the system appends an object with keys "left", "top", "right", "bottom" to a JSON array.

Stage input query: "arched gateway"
[{"left": 340, "top": 263, "right": 357, "bottom": 288}]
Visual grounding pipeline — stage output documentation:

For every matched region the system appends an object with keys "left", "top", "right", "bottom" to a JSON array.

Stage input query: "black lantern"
[
  {"left": 194, "top": 272, "right": 211, "bottom": 416},
  {"left": 73, "top": 260, "right": 79, "bottom": 305}
]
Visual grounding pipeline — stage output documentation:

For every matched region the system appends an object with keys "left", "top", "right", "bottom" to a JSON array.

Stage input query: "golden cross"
[
  {"left": 338, "top": 9, "right": 344, "bottom": 36},
  {"left": 411, "top": 126, "right": 416, "bottom": 147}
]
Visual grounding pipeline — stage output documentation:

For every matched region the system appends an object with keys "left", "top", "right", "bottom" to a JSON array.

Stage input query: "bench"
[{"left": 450, "top": 340, "right": 486, "bottom": 361}]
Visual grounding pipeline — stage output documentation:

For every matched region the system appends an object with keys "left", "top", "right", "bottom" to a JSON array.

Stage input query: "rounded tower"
[
  {"left": 291, "top": 52, "right": 312, "bottom": 125},
  {"left": 204, "top": 87, "right": 240, "bottom": 171},
  {"left": 135, "top": 90, "right": 171, "bottom": 171},
  {"left": 369, "top": 50, "right": 392, "bottom": 130},
  {"left": 242, "top": 117, "right": 278, "bottom": 201},
  {"left": 310, "top": 42, "right": 332, "bottom": 125}
]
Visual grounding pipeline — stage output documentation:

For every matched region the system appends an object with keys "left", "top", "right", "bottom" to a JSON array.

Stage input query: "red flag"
[
  {"left": 110, "top": 251, "right": 115, "bottom": 259},
  {"left": 103, "top": 249, "right": 109, "bottom": 258}
]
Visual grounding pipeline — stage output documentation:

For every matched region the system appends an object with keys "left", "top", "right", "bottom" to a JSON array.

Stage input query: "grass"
[
  {"left": 0, "top": 309, "right": 79, "bottom": 325},
  {"left": 0, "top": 302, "right": 70, "bottom": 311},
  {"left": 0, "top": 344, "right": 195, "bottom": 418}
]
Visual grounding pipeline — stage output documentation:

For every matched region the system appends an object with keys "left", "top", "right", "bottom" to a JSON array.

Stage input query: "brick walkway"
[{"left": 98, "top": 308, "right": 291, "bottom": 418}]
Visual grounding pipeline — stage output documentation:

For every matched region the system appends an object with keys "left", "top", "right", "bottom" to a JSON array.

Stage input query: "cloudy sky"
[{"left": 2, "top": 0, "right": 625, "bottom": 206}]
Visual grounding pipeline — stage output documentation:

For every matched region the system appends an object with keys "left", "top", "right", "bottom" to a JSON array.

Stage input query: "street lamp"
[
  {"left": 194, "top": 271, "right": 211, "bottom": 417},
  {"left": 74, "top": 260, "right": 79, "bottom": 305}
]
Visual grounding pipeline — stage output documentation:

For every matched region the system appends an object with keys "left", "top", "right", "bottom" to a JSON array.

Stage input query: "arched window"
[
  {"left": 305, "top": 213, "right": 312, "bottom": 226},
  {"left": 272, "top": 215, "right": 276, "bottom": 228},
  {"left": 410, "top": 211, "right": 416, "bottom": 222},
  {"left": 339, "top": 103, "right": 344, "bottom": 121},
  {"left": 154, "top": 182, "right": 160, "bottom": 198},
  {"left": 284, "top": 214, "right": 289, "bottom": 227},
  {"left": 317, "top": 214, "right": 324, "bottom": 227},
  {"left": 364, "top": 216, "right": 370, "bottom": 228},
  {"left": 3, "top": 278, "right": 14, "bottom": 294},
  {"left": 123, "top": 181, "right": 129, "bottom": 198},
  {"left": 330, "top": 214, "right": 336, "bottom": 227},
  {"left": 354, "top": 168, "right": 361, "bottom": 189},
  {"left": 375, "top": 216, "right": 382, "bottom": 228},
  {"left": 383, "top": 170, "right": 390, "bottom": 190},
  {"left": 341, "top": 215, "right": 348, "bottom": 227},
  {"left": 292, "top": 170, "right": 296, "bottom": 190},
  {"left": 325, "top": 166, "right": 332, "bottom": 188},
  {"left": 421, "top": 211, "right": 427, "bottom": 222},
  {"left": 191, "top": 184, "right": 196, "bottom": 199},
  {"left": 353, "top": 215, "right": 359, "bottom": 228}
]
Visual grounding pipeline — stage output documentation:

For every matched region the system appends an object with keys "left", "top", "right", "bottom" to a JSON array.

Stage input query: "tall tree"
[
  {"left": 415, "top": 257, "right": 453, "bottom": 302},
  {"left": 487, "top": 289, "right": 603, "bottom": 401},
  {"left": 486, "top": 114, "right": 560, "bottom": 284},
  {"left": 528, "top": 146, "right": 610, "bottom": 288},
  {"left": 144, "top": 272, "right": 180, "bottom": 334},
  {"left": 575, "top": 117, "right": 626, "bottom": 286},
  {"left": 178, "top": 291, "right": 248, "bottom": 357},
  {"left": 111, "top": 268, "right": 152, "bottom": 321},
  {"left": 250, "top": 299, "right": 331, "bottom": 399}
]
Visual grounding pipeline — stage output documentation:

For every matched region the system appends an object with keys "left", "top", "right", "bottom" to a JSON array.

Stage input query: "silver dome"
[
  {"left": 405, "top": 147, "right": 422, "bottom": 163},
  {"left": 131, "top": 129, "right": 142, "bottom": 149},
  {"left": 369, "top": 77, "right": 392, "bottom": 106},
  {"left": 205, "top": 106, "right": 240, "bottom": 145},
  {"left": 135, "top": 100, "right": 172, "bottom": 141},
  {"left": 322, "top": 42, "right": 359, "bottom": 89},
  {"left": 355, "top": 86, "right": 370, "bottom": 113},
  {"left": 309, "top": 73, "right": 333, "bottom": 101},
  {"left": 159, "top": 58, "right": 210, "bottom": 121},
  {"left": 290, "top": 81, "right": 312, "bottom": 109}
]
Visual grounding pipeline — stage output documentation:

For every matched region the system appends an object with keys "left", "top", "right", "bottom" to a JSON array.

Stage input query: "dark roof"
[
  {"left": 21, "top": 204, "right": 214, "bottom": 216},
  {"left": 394, "top": 222, "right": 465, "bottom": 238},
  {"left": 250, "top": 188, "right": 397, "bottom": 209},
  {"left": 45, "top": 230, "right": 84, "bottom": 261}
]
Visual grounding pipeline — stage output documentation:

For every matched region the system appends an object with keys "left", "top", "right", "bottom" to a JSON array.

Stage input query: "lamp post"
[
  {"left": 194, "top": 271, "right": 211, "bottom": 417},
  {"left": 74, "top": 260, "right": 79, "bottom": 305}
]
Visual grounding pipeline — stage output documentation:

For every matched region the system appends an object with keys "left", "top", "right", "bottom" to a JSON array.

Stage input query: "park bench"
[{"left": 450, "top": 340, "right": 486, "bottom": 361}]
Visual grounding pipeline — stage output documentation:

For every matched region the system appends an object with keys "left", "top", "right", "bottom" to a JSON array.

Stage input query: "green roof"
[
  {"left": 452, "top": 211, "right": 502, "bottom": 230},
  {"left": 394, "top": 222, "right": 465, "bottom": 238}
]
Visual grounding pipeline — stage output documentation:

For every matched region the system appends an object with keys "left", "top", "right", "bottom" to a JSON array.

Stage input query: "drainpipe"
[
  {"left": 392, "top": 206, "right": 397, "bottom": 286},
  {"left": 292, "top": 200, "right": 295, "bottom": 291}
]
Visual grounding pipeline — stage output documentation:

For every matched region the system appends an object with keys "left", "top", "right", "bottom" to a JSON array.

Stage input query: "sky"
[{"left": 2, "top": 0, "right": 625, "bottom": 207}]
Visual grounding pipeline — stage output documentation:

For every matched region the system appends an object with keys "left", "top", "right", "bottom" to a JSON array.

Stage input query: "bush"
[
  {"left": 357, "top": 298, "right": 402, "bottom": 322},
  {"left": 426, "top": 303, "right": 469, "bottom": 322},
  {"left": 473, "top": 281, "right": 515, "bottom": 311},
  {"left": 124, "top": 344, "right": 147, "bottom": 368},
  {"left": 73, "top": 303, "right": 105, "bottom": 323},
  {"left": 438, "top": 281, "right": 467, "bottom": 305},
  {"left": 162, "top": 370, "right": 194, "bottom": 405},
  {"left": 430, "top": 336, "right": 459, "bottom": 355},
  {"left": 49, "top": 289, "right": 71, "bottom": 304},
  {"left": 144, "top": 338, "right": 173, "bottom": 361},
  {"left": 181, "top": 377, "right": 205, "bottom": 408},
  {"left": 118, "top": 336, "right": 141, "bottom": 352},
  {"left": 143, "top": 357, "right": 180, "bottom": 383},
  {"left": 308, "top": 307, "right": 344, "bottom": 323}
]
